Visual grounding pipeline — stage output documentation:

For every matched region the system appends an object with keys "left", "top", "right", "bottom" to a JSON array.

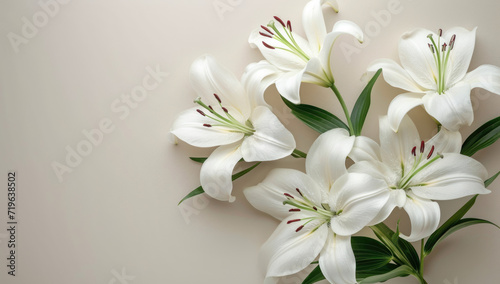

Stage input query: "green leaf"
[
  {"left": 359, "top": 265, "right": 413, "bottom": 284},
  {"left": 429, "top": 218, "right": 500, "bottom": 250},
  {"left": 371, "top": 223, "right": 420, "bottom": 270},
  {"left": 189, "top": 157, "right": 207, "bottom": 163},
  {"left": 282, "top": 96, "right": 349, "bottom": 133},
  {"left": 461, "top": 116, "right": 500, "bottom": 156},
  {"left": 302, "top": 265, "right": 325, "bottom": 284},
  {"left": 177, "top": 162, "right": 261, "bottom": 205},
  {"left": 424, "top": 195, "right": 478, "bottom": 255},
  {"left": 485, "top": 170, "right": 500, "bottom": 187},
  {"left": 351, "top": 69, "right": 382, "bottom": 136}
]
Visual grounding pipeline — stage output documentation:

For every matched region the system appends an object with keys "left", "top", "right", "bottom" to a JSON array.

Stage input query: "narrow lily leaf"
[
  {"left": 359, "top": 265, "right": 413, "bottom": 284},
  {"left": 426, "top": 218, "right": 500, "bottom": 254},
  {"left": 302, "top": 265, "right": 325, "bottom": 284},
  {"left": 177, "top": 162, "right": 261, "bottom": 205},
  {"left": 371, "top": 223, "right": 420, "bottom": 270},
  {"left": 424, "top": 195, "right": 477, "bottom": 255},
  {"left": 189, "top": 157, "right": 207, "bottom": 163},
  {"left": 282, "top": 96, "right": 349, "bottom": 133},
  {"left": 351, "top": 69, "right": 382, "bottom": 136},
  {"left": 461, "top": 116, "right": 500, "bottom": 156},
  {"left": 485, "top": 171, "right": 500, "bottom": 187}
]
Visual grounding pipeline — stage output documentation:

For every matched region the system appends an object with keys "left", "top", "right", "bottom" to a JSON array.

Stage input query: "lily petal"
[
  {"left": 398, "top": 28, "right": 439, "bottom": 90},
  {"left": 241, "top": 106, "right": 295, "bottom": 162},
  {"left": 426, "top": 127, "right": 462, "bottom": 154},
  {"left": 411, "top": 153, "right": 490, "bottom": 200},
  {"left": 330, "top": 173, "right": 390, "bottom": 236},
  {"left": 306, "top": 128, "right": 355, "bottom": 191},
  {"left": 244, "top": 168, "right": 323, "bottom": 221},
  {"left": 422, "top": 84, "right": 473, "bottom": 131},
  {"left": 368, "top": 189, "right": 406, "bottom": 226},
  {"left": 171, "top": 107, "right": 244, "bottom": 147},
  {"left": 443, "top": 27, "right": 476, "bottom": 87},
  {"left": 319, "top": 20, "right": 363, "bottom": 80},
  {"left": 387, "top": 92, "right": 424, "bottom": 131},
  {"left": 319, "top": 233, "right": 356, "bottom": 284},
  {"left": 401, "top": 192, "right": 440, "bottom": 242},
  {"left": 302, "top": 0, "right": 328, "bottom": 55},
  {"left": 349, "top": 135, "right": 382, "bottom": 163},
  {"left": 367, "top": 59, "right": 424, "bottom": 93},
  {"left": 379, "top": 116, "right": 420, "bottom": 170},
  {"left": 262, "top": 214, "right": 328, "bottom": 278},
  {"left": 464, "top": 64, "right": 500, "bottom": 95},
  {"left": 348, "top": 160, "right": 398, "bottom": 187},
  {"left": 242, "top": 61, "right": 281, "bottom": 108},
  {"left": 275, "top": 69, "right": 306, "bottom": 104},
  {"left": 190, "top": 55, "right": 251, "bottom": 118},
  {"left": 200, "top": 143, "right": 243, "bottom": 202}
]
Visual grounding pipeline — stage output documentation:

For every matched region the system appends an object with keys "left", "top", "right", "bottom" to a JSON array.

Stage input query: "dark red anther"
[
  {"left": 289, "top": 209, "right": 301, "bottom": 212},
  {"left": 284, "top": 193, "right": 294, "bottom": 199},
  {"left": 296, "top": 188, "right": 303, "bottom": 197},
  {"left": 287, "top": 219, "right": 301, "bottom": 224},
  {"left": 214, "top": 93, "right": 222, "bottom": 103},
  {"left": 261, "top": 25, "right": 274, "bottom": 35},
  {"left": 313, "top": 206, "right": 318, "bottom": 211},
  {"left": 287, "top": 20, "right": 292, "bottom": 31},
  {"left": 209, "top": 105, "right": 214, "bottom": 111},
  {"left": 428, "top": 43, "right": 434, "bottom": 53},
  {"left": 427, "top": 145, "right": 435, "bottom": 159},
  {"left": 262, "top": 41, "right": 275, "bottom": 49},
  {"left": 438, "top": 28, "right": 443, "bottom": 37},
  {"left": 442, "top": 43, "right": 447, "bottom": 52},
  {"left": 197, "top": 109, "right": 205, "bottom": 116},
  {"left": 411, "top": 146, "right": 417, "bottom": 156},
  {"left": 449, "top": 34, "right": 456, "bottom": 50},
  {"left": 296, "top": 225, "right": 305, "bottom": 232},
  {"left": 203, "top": 124, "right": 212, "bottom": 127},
  {"left": 259, "top": 32, "right": 272, "bottom": 38},
  {"left": 274, "top": 16, "right": 286, "bottom": 27},
  {"left": 222, "top": 107, "right": 229, "bottom": 113},
  {"left": 420, "top": 141, "right": 425, "bottom": 153}
]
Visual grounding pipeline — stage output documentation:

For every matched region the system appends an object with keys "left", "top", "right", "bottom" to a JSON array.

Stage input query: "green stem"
[
  {"left": 330, "top": 84, "right": 355, "bottom": 136},
  {"left": 291, "top": 149, "right": 307, "bottom": 158},
  {"left": 416, "top": 239, "right": 428, "bottom": 284}
]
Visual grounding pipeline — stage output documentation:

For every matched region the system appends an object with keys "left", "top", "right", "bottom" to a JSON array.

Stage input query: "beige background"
[{"left": 0, "top": 0, "right": 499, "bottom": 283}]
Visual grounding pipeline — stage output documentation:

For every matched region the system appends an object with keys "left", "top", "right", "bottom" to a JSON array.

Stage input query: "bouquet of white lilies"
[{"left": 172, "top": 0, "right": 500, "bottom": 283}]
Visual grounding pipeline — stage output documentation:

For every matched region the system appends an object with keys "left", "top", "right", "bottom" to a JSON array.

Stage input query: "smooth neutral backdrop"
[{"left": 1, "top": 0, "right": 499, "bottom": 283}]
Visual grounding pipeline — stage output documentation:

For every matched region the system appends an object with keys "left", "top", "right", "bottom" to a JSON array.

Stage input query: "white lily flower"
[
  {"left": 247, "top": 0, "right": 363, "bottom": 104},
  {"left": 368, "top": 27, "right": 500, "bottom": 131},
  {"left": 349, "top": 116, "right": 490, "bottom": 242},
  {"left": 244, "top": 129, "right": 389, "bottom": 284},
  {"left": 171, "top": 55, "right": 296, "bottom": 202}
]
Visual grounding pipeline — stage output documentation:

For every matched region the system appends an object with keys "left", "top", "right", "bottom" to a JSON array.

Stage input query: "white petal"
[
  {"left": 303, "top": 57, "right": 332, "bottom": 87},
  {"left": 368, "top": 189, "right": 406, "bottom": 226},
  {"left": 422, "top": 84, "right": 473, "bottom": 131},
  {"left": 464, "top": 64, "right": 500, "bottom": 95},
  {"left": 171, "top": 107, "right": 244, "bottom": 147},
  {"left": 349, "top": 135, "right": 382, "bottom": 163},
  {"left": 319, "top": 233, "right": 357, "bottom": 284},
  {"left": 190, "top": 55, "right": 251, "bottom": 117},
  {"left": 241, "top": 106, "right": 295, "bottom": 162},
  {"left": 306, "top": 128, "right": 355, "bottom": 191},
  {"left": 411, "top": 153, "right": 490, "bottom": 200},
  {"left": 398, "top": 28, "right": 439, "bottom": 90},
  {"left": 401, "top": 193, "right": 440, "bottom": 242},
  {"left": 443, "top": 27, "right": 476, "bottom": 87},
  {"left": 322, "top": 0, "right": 339, "bottom": 12},
  {"left": 348, "top": 160, "right": 398, "bottom": 186},
  {"left": 318, "top": 20, "right": 363, "bottom": 79},
  {"left": 379, "top": 116, "right": 420, "bottom": 170},
  {"left": 262, "top": 215, "right": 328, "bottom": 278},
  {"left": 275, "top": 69, "right": 306, "bottom": 104},
  {"left": 426, "top": 127, "right": 462, "bottom": 154},
  {"left": 302, "top": 0, "right": 328, "bottom": 55},
  {"left": 248, "top": 27, "right": 311, "bottom": 71},
  {"left": 242, "top": 61, "right": 281, "bottom": 109},
  {"left": 387, "top": 92, "right": 424, "bottom": 131},
  {"left": 330, "top": 173, "right": 390, "bottom": 235},
  {"left": 367, "top": 59, "right": 424, "bottom": 93},
  {"left": 244, "top": 168, "right": 323, "bottom": 221},
  {"left": 200, "top": 143, "right": 242, "bottom": 202}
]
